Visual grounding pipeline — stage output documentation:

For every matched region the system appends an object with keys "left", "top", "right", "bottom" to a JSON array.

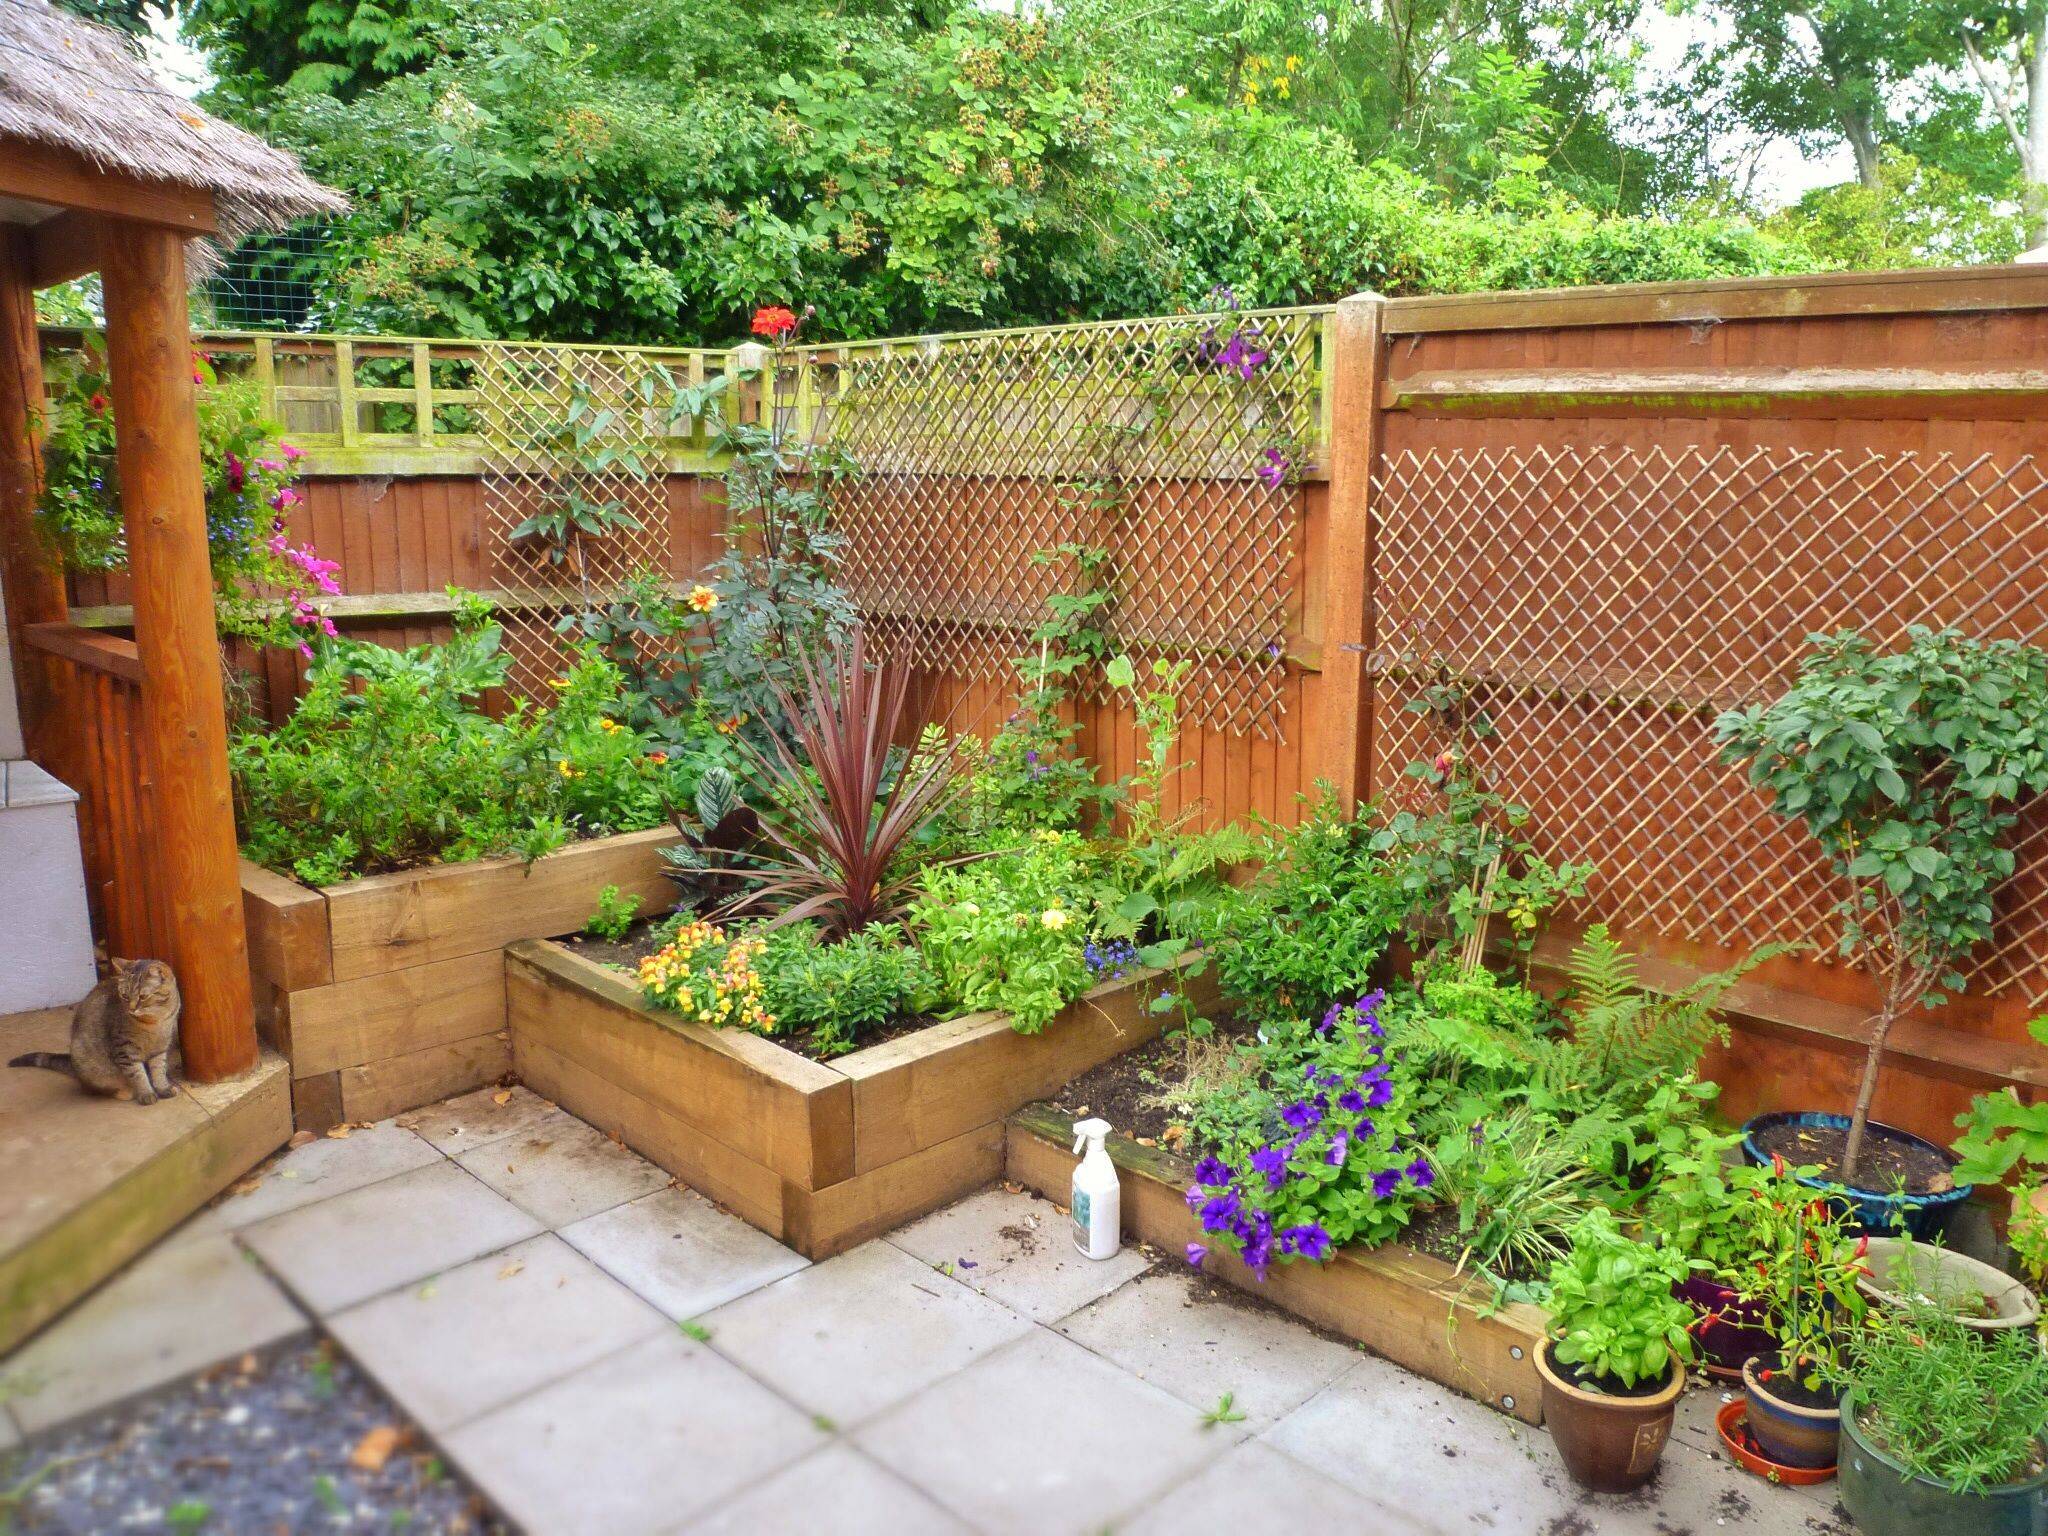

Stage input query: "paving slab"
[
  {"left": 329, "top": 1232, "right": 669, "bottom": 1432},
  {"left": 4, "top": 1233, "right": 306, "bottom": 1436},
  {"left": 1262, "top": 1350, "right": 1578, "bottom": 1530},
  {"left": 1058, "top": 1265, "right": 1359, "bottom": 1430},
  {"left": 239, "top": 1160, "right": 543, "bottom": 1315},
  {"left": 444, "top": 1330, "right": 819, "bottom": 1536},
  {"left": 1121, "top": 1437, "right": 1440, "bottom": 1535},
  {"left": 560, "top": 1185, "right": 808, "bottom": 1321},
  {"left": 454, "top": 1109, "right": 672, "bottom": 1228},
  {"left": 679, "top": 1444, "right": 971, "bottom": 1536},
  {"left": 855, "top": 1326, "right": 1222, "bottom": 1535},
  {"left": 700, "top": 1239, "right": 1033, "bottom": 1425},
  {"left": 406, "top": 1084, "right": 562, "bottom": 1155},
  {"left": 887, "top": 1186, "right": 1151, "bottom": 1323},
  {"left": 177, "top": 1121, "right": 443, "bottom": 1239}
]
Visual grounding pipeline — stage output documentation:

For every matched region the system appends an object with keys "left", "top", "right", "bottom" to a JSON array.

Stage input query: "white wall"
[{"left": 0, "top": 582, "right": 23, "bottom": 760}]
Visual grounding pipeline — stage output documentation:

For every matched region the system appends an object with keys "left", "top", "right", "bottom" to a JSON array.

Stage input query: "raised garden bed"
[
  {"left": 240, "top": 827, "right": 680, "bottom": 1129},
  {"left": 1003, "top": 1101, "right": 1551, "bottom": 1425},
  {"left": 504, "top": 937, "right": 1218, "bottom": 1259}
]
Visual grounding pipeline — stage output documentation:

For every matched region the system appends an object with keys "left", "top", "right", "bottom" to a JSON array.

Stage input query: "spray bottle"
[{"left": 1070, "top": 1117, "right": 1121, "bottom": 1260}]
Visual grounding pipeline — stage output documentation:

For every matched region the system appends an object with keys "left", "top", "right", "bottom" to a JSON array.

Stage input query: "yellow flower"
[
  {"left": 1242, "top": 87, "right": 1258, "bottom": 105},
  {"left": 1040, "top": 908, "right": 1069, "bottom": 930},
  {"left": 1286, "top": 54, "right": 1302, "bottom": 69},
  {"left": 599, "top": 717, "right": 622, "bottom": 734},
  {"left": 1274, "top": 77, "right": 1291, "bottom": 98},
  {"left": 558, "top": 760, "right": 578, "bottom": 779},
  {"left": 686, "top": 584, "right": 719, "bottom": 614}
]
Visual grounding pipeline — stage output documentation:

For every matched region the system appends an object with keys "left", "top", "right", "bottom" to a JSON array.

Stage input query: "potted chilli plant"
[
  {"left": 1736, "top": 1167, "right": 1869, "bottom": 1472},
  {"left": 1832, "top": 1282, "right": 2048, "bottom": 1536},
  {"left": 1717, "top": 629, "right": 2048, "bottom": 1236},
  {"left": 1641, "top": 1125, "right": 1778, "bottom": 1377},
  {"left": 1536, "top": 1212, "right": 1695, "bottom": 1494}
]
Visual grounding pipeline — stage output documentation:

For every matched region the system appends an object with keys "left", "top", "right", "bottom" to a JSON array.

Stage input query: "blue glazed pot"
[{"left": 1740, "top": 1111, "right": 1972, "bottom": 1239}]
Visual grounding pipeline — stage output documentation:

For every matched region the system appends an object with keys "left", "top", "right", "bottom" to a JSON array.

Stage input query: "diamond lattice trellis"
[
  {"left": 1372, "top": 442, "right": 2048, "bottom": 1002},
  {"left": 473, "top": 342, "right": 705, "bottom": 693},
  {"left": 817, "top": 311, "right": 1324, "bottom": 737}
]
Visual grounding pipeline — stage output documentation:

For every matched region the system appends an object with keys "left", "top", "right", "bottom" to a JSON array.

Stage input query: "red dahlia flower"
[{"left": 751, "top": 305, "right": 798, "bottom": 339}]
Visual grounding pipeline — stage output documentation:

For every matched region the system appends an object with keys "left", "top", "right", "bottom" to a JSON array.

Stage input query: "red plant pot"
[{"left": 1674, "top": 1276, "right": 1774, "bottom": 1380}]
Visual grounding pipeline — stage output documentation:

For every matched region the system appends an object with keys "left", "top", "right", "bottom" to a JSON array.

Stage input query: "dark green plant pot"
[{"left": 1839, "top": 1390, "right": 2048, "bottom": 1536}]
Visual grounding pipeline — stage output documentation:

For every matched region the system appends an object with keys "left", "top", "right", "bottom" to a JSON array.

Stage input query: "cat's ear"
[{"left": 108, "top": 956, "right": 133, "bottom": 972}]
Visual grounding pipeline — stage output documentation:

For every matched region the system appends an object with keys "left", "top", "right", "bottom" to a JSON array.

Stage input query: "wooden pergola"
[{"left": 0, "top": 2, "right": 344, "bottom": 1080}]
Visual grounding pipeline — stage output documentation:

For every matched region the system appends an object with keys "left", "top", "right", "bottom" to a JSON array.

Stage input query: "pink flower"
[
  {"left": 224, "top": 452, "right": 246, "bottom": 490},
  {"left": 269, "top": 486, "right": 303, "bottom": 511},
  {"left": 280, "top": 442, "right": 305, "bottom": 461}
]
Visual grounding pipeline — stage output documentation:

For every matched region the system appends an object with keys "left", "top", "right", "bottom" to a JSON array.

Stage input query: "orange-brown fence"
[{"left": 40, "top": 268, "right": 2048, "bottom": 1146}]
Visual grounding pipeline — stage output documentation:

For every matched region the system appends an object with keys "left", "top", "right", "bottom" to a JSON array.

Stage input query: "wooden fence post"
[
  {"left": 101, "top": 223, "right": 258, "bottom": 1082},
  {"left": 0, "top": 225, "right": 70, "bottom": 761},
  {"left": 1314, "top": 290, "right": 1389, "bottom": 810}
]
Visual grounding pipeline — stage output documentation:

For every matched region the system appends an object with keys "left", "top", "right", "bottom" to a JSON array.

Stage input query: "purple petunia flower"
[
  {"left": 1186, "top": 1242, "right": 1208, "bottom": 1268},
  {"left": 1362, "top": 1076, "right": 1394, "bottom": 1109},
  {"left": 1199, "top": 1190, "right": 1243, "bottom": 1231},
  {"left": 1371, "top": 1168, "right": 1402, "bottom": 1199},
  {"left": 1280, "top": 1100, "right": 1322, "bottom": 1132},
  {"left": 1324, "top": 1133, "right": 1348, "bottom": 1167},
  {"left": 1185, "top": 1183, "right": 1206, "bottom": 1212},
  {"left": 1250, "top": 1146, "right": 1288, "bottom": 1190},
  {"left": 1193, "top": 1155, "right": 1231, "bottom": 1189},
  {"left": 1317, "top": 1003, "right": 1342, "bottom": 1036},
  {"left": 1282, "top": 1223, "right": 1333, "bottom": 1262},
  {"left": 1337, "top": 1087, "right": 1368, "bottom": 1114},
  {"left": 1406, "top": 1157, "right": 1436, "bottom": 1190}
]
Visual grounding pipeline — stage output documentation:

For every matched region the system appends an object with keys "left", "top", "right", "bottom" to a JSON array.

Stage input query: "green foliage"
[
  {"left": 232, "top": 605, "right": 671, "bottom": 881},
  {"left": 1426, "top": 1106, "right": 1606, "bottom": 1286},
  {"left": 190, "top": 0, "right": 452, "bottom": 100},
  {"left": 1638, "top": 1121, "right": 1776, "bottom": 1283},
  {"left": 1835, "top": 1271, "right": 2048, "bottom": 1494},
  {"left": 583, "top": 884, "right": 642, "bottom": 941},
  {"left": 910, "top": 831, "right": 1110, "bottom": 1033},
  {"left": 1735, "top": 1172, "right": 1869, "bottom": 1390},
  {"left": 1209, "top": 787, "right": 1404, "bottom": 1028},
  {"left": 755, "top": 923, "right": 938, "bottom": 1055},
  {"left": 1951, "top": 1017, "right": 2048, "bottom": 1187},
  {"left": 1718, "top": 628, "right": 2048, "bottom": 1009},
  {"left": 1544, "top": 1211, "right": 1694, "bottom": 1389},
  {"left": 1769, "top": 152, "right": 2027, "bottom": 270}
]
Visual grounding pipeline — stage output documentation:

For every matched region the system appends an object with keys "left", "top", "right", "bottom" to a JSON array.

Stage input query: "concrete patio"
[{"left": 1, "top": 1086, "right": 1853, "bottom": 1535}]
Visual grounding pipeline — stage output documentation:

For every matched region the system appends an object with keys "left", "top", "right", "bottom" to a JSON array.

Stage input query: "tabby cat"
[{"left": 9, "top": 958, "right": 181, "bottom": 1104}]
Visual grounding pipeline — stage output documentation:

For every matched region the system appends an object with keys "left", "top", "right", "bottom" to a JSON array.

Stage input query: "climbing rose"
[{"left": 751, "top": 306, "right": 798, "bottom": 339}]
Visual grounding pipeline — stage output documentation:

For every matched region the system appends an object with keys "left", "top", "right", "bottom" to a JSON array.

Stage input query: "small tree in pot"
[{"left": 1717, "top": 628, "right": 2048, "bottom": 1188}]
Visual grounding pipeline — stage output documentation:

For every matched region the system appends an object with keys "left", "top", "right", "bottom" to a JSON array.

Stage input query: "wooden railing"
[{"left": 21, "top": 622, "right": 164, "bottom": 964}]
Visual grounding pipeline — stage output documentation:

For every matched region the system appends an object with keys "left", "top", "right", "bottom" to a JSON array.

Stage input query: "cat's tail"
[{"left": 8, "top": 1052, "right": 75, "bottom": 1075}]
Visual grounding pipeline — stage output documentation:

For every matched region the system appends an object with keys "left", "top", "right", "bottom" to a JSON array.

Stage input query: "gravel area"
[{"left": 2, "top": 1342, "right": 504, "bottom": 1535}]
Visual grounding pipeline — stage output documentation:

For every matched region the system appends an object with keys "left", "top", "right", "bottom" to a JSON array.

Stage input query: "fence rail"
[{"left": 21, "top": 622, "right": 164, "bottom": 965}]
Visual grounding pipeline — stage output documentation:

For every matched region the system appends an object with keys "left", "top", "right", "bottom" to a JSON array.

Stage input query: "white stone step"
[{"left": 0, "top": 759, "right": 98, "bottom": 1013}]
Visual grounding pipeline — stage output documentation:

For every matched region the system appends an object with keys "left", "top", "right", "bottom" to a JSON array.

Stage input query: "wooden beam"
[
  {"left": 100, "top": 225, "right": 257, "bottom": 1083},
  {"left": 0, "top": 226, "right": 68, "bottom": 761},
  {"left": 21, "top": 621, "right": 142, "bottom": 683},
  {"left": 28, "top": 211, "right": 103, "bottom": 289},
  {"left": 0, "top": 140, "right": 217, "bottom": 236},
  {"left": 1383, "top": 363, "right": 2048, "bottom": 417},
  {"left": 1381, "top": 265, "right": 2048, "bottom": 335},
  {"left": 1313, "top": 291, "right": 1387, "bottom": 809}
]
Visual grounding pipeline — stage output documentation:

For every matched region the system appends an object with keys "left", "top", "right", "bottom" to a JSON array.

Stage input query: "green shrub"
[
  {"left": 756, "top": 924, "right": 937, "bottom": 1055},
  {"left": 583, "top": 884, "right": 643, "bottom": 941},
  {"left": 232, "top": 604, "right": 676, "bottom": 882}
]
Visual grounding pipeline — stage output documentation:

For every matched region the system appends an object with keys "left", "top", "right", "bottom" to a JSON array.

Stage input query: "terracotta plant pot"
[
  {"left": 1856, "top": 1238, "right": 2041, "bottom": 1335},
  {"left": 1839, "top": 1389, "right": 2048, "bottom": 1536},
  {"left": 1742, "top": 1354, "right": 1841, "bottom": 1470},
  {"left": 1675, "top": 1275, "right": 1773, "bottom": 1379},
  {"left": 1716, "top": 1400, "right": 1836, "bottom": 1486},
  {"left": 1536, "top": 1340, "right": 1684, "bottom": 1493}
]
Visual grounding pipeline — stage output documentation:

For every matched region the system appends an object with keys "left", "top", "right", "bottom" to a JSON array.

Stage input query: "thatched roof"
[{"left": 0, "top": 0, "right": 346, "bottom": 272}]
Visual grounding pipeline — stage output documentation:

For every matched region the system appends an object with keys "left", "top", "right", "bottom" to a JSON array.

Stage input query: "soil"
[
  {"left": 1748, "top": 1353, "right": 1841, "bottom": 1412},
  {"left": 1, "top": 1342, "right": 504, "bottom": 1534},
  {"left": 1044, "top": 1023, "right": 1257, "bottom": 1152},
  {"left": 559, "top": 918, "right": 941, "bottom": 1064},
  {"left": 1751, "top": 1119, "right": 1955, "bottom": 1197}
]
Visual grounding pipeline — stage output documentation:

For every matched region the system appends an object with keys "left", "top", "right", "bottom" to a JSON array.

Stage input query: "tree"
[{"left": 1717, "top": 629, "right": 2048, "bottom": 1183}]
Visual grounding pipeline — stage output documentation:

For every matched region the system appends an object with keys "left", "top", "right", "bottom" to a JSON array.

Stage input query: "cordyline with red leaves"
[{"left": 715, "top": 630, "right": 969, "bottom": 938}]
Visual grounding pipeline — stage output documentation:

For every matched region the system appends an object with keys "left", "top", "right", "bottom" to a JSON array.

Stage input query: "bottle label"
[{"left": 1072, "top": 1187, "right": 1092, "bottom": 1246}]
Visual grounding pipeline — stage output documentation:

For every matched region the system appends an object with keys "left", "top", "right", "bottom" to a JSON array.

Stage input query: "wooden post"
[
  {"left": 0, "top": 225, "right": 71, "bottom": 758},
  {"left": 1315, "top": 291, "right": 1389, "bottom": 810},
  {"left": 100, "top": 222, "right": 258, "bottom": 1082}
]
